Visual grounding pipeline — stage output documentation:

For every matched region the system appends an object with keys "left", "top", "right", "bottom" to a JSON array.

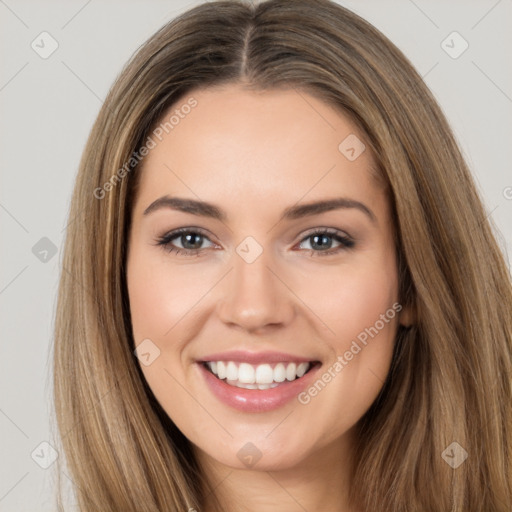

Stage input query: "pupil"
[
  {"left": 183, "top": 233, "right": 202, "bottom": 250},
  {"left": 312, "top": 234, "right": 331, "bottom": 250}
]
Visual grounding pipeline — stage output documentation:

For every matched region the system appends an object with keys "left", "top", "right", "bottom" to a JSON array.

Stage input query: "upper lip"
[{"left": 197, "top": 350, "right": 318, "bottom": 365}]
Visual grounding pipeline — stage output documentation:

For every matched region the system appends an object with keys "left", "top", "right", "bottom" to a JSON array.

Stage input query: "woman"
[{"left": 52, "top": 0, "right": 512, "bottom": 510}]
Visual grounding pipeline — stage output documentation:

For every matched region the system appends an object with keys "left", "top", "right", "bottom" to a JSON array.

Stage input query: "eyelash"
[{"left": 154, "top": 227, "right": 355, "bottom": 258}]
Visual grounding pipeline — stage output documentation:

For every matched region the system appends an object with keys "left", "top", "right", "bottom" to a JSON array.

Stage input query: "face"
[{"left": 126, "top": 83, "right": 409, "bottom": 473}]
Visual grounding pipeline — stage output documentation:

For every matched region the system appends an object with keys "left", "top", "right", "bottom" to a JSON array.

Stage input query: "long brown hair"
[{"left": 52, "top": 0, "right": 512, "bottom": 510}]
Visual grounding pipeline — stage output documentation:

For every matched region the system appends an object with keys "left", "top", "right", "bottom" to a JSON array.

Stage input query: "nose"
[{"left": 216, "top": 247, "right": 295, "bottom": 334}]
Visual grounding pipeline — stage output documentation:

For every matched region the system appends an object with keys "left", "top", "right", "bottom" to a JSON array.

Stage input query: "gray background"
[{"left": 1, "top": 0, "right": 511, "bottom": 510}]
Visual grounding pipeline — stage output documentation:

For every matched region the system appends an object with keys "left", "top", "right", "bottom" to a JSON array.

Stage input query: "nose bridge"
[{"left": 216, "top": 237, "right": 294, "bottom": 331}]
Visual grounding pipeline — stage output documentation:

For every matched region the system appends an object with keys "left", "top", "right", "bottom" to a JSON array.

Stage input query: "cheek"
[
  {"left": 127, "top": 247, "right": 205, "bottom": 344},
  {"left": 127, "top": 262, "right": 166, "bottom": 343},
  {"left": 335, "top": 264, "right": 399, "bottom": 381},
  {"left": 332, "top": 266, "right": 398, "bottom": 348},
  {"left": 311, "top": 263, "right": 399, "bottom": 412},
  {"left": 291, "top": 254, "right": 400, "bottom": 420},
  {"left": 126, "top": 248, "right": 196, "bottom": 413},
  {"left": 292, "top": 254, "right": 399, "bottom": 350}
]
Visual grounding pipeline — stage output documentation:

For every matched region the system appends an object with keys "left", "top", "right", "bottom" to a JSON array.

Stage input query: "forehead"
[{"left": 134, "top": 84, "right": 383, "bottom": 220}]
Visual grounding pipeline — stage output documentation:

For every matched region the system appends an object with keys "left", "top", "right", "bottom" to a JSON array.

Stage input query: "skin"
[{"left": 126, "top": 83, "right": 412, "bottom": 512}]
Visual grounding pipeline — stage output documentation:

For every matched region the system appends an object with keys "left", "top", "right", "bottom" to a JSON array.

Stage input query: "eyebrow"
[{"left": 143, "top": 195, "right": 376, "bottom": 223}]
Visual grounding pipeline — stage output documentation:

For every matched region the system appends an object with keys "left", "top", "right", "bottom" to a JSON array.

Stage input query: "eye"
[
  {"left": 154, "top": 227, "right": 355, "bottom": 257},
  {"left": 296, "top": 228, "right": 355, "bottom": 257},
  {"left": 155, "top": 227, "right": 215, "bottom": 257}
]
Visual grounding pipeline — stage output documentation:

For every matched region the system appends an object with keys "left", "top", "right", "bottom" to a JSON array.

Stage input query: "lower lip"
[{"left": 197, "top": 362, "right": 322, "bottom": 413}]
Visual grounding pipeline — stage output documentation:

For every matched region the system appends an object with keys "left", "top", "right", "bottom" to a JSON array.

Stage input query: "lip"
[
  {"left": 197, "top": 360, "right": 322, "bottom": 413},
  {"left": 197, "top": 350, "right": 316, "bottom": 365}
]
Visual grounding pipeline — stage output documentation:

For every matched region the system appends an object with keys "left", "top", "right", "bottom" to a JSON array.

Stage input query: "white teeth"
[
  {"left": 257, "top": 383, "right": 279, "bottom": 390},
  {"left": 273, "top": 363, "right": 286, "bottom": 382},
  {"left": 297, "top": 362, "right": 309, "bottom": 378},
  {"left": 255, "top": 364, "right": 274, "bottom": 384},
  {"left": 226, "top": 361, "right": 238, "bottom": 381},
  {"left": 216, "top": 361, "right": 227, "bottom": 380},
  {"left": 238, "top": 363, "right": 255, "bottom": 384},
  {"left": 286, "top": 363, "right": 297, "bottom": 381},
  {"left": 225, "top": 380, "right": 280, "bottom": 390},
  {"left": 228, "top": 380, "right": 258, "bottom": 389},
  {"left": 205, "top": 360, "right": 312, "bottom": 386}
]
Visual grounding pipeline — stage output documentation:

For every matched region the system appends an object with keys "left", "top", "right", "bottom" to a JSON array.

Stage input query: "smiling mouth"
[{"left": 202, "top": 360, "right": 320, "bottom": 390}]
